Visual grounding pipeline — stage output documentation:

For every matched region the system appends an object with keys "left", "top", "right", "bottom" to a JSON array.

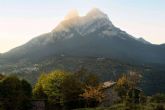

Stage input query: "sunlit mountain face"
[{"left": 0, "top": 8, "right": 165, "bottom": 95}]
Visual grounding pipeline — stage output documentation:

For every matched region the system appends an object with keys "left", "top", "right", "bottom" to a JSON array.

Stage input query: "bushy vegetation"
[
  {"left": 0, "top": 75, "right": 32, "bottom": 110},
  {"left": 0, "top": 68, "right": 165, "bottom": 110},
  {"left": 74, "top": 71, "right": 165, "bottom": 110},
  {"left": 32, "top": 68, "right": 102, "bottom": 109}
]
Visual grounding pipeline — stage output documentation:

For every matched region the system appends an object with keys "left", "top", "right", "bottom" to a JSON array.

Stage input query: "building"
[{"left": 100, "top": 81, "right": 119, "bottom": 107}]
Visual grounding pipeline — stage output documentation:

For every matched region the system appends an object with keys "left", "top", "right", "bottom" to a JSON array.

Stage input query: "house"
[
  {"left": 101, "top": 81, "right": 116, "bottom": 89},
  {"left": 100, "top": 81, "right": 119, "bottom": 107},
  {"left": 100, "top": 81, "right": 143, "bottom": 106}
]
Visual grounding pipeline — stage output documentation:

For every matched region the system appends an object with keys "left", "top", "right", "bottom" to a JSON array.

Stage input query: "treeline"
[
  {"left": 0, "top": 68, "right": 102, "bottom": 110},
  {"left": 0, "top": 69, "right": 165, "bottom": 110},
  {"left": 33, "top": 68, "right": 102, "bottom": 109}
]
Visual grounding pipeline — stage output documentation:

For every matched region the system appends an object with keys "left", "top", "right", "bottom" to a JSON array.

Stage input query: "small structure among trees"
[{"left": 100, "top": 81, "right": 118, "bottom": 107}]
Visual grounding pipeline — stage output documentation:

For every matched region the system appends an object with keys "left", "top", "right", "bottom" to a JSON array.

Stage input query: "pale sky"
[{"left": 0, "top": 0, "right": 165, "bottom": 53}]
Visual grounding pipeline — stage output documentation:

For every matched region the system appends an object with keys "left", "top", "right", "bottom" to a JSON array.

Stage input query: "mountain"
[
  {"left": 137, "top": 37, "right": 151, "bottom": 44},
  {"left": 1, "top": 8, "right": 165, "bottom": 65},
  {"left": 0, "top": 8, "right": 165, "bottom": 95}
]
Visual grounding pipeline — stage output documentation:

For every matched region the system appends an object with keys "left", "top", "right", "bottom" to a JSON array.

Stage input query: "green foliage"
[
  {"left": 33, "top": 70, "right": 68, "bottom": 106},
  {"left": 0, "top": 76, "right": 32, "bottom": 110},
  {"left": 21, "top": 79, "right": 32, "bottom": 97},
  {"left": 33, "top": 69, "right": 101, "bottom": 109},
  {"left": 61, "top": 74, "right": 84, "bottom": 109},
  {"left": 33, "top": 74, "right": 48, "bottom": 99}
]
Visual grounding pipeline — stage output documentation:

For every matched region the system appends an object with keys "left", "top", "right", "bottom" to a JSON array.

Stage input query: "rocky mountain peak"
[
  {"left": 86, "top": 8, "right": 109, "bottom": 20},
  {"left": 53, "top": 8, "right": 113, "bottom": 35}
]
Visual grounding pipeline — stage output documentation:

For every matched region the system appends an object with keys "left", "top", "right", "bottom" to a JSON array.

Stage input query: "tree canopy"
[
  {"left": 33, "top": 70, "right": 68, "bottom": 105},
  {"left": 0, "top": 76, "right": 32, "bottom": 110}
]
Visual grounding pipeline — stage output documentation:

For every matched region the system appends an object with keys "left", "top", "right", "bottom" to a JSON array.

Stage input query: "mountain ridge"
[
  {"left": 1, "top": 8, "right": 165, "bottom": 65},
  {"left": 1, "top": 8, "right": 165, "bottom": 95}
]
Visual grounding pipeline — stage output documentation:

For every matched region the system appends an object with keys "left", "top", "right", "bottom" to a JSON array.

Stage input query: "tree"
[
  {"left": 0, "top": 76, "right": 32, "bottom": 110},
  {"left": 74, "top": 68, "right": 103, "bottom": 107},
  {"left": 74, "top": 68, "right": 100, "bottom": 87},
  {"left": 80, "top": 85, "right": 104, "bottom": 107},
  {"left": 115, "top": 75, "right": 128, "bottom": 100},
  {"left": 61, "top": 74, "right": 84, "bottom": 109},
  {"left": 0, "top": 77, "right": 4, "bottom": 110},
  {"left": 20, "top": 79, "right": 32, "bottom": 110},
  {"left": 33, "top": 74, "right": 48, "bottom": 99},
  {"left": 33, "top": 70, "right": 67, "bottom": 107},
  {"left": 115, "top": 71, "right": 141, "bottom": 104}
]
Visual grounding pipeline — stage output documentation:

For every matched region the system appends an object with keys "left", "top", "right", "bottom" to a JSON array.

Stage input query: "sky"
[{"left": 0, "top": 0, "right": 165, "bottom": 53}]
